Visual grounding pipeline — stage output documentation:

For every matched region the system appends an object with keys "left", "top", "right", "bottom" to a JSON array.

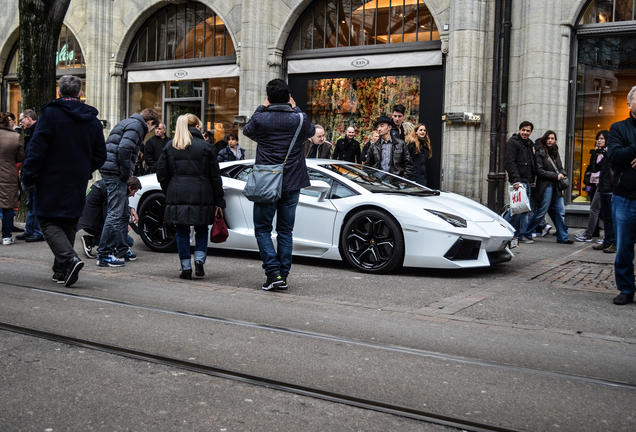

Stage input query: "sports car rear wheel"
[
  {"left": 138, "top": 192, "right": 177, "bottom": 253},
  {"left": 341, "top": 209, "right": 404, "bottom": 274}
]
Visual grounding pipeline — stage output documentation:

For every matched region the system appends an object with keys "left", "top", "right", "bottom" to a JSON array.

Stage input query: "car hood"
[{"left": 423, "top": 192, "right": 501, "bottom": 222}]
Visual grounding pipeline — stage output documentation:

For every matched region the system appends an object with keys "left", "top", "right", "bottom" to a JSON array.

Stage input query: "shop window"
[
  {"left": 289, "top": 0, "right": 438, "bottom": 51},
  {"left": 573, "top": 35, "right": 636, "bottom": 202},
  {"left": 307, "top": 75, "right": 420, "bottom": 143},
  {"left": 579, "top": 0, "right": 636, "bottom": 24},
  {"left": 128, "top": 1, "right": 234, "bottom": 64},
  {"left": 205, "top": 77, "right": 240, "bottom": 142}
]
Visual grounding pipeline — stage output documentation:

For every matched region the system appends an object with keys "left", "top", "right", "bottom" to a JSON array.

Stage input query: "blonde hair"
[
  {"left": 402, "top": 122, "right": 415, "bottom": 137},
  {"left": 406, "top": 123, "right": 432, "bottom": 158},
  {"left": 172, "top": 113, "right": 201, "bottom": 150}
]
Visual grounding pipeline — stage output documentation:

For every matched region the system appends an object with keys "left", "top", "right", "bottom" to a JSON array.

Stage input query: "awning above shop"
[
  {"left": 287, "top": 51, "right": 442, "bottom": 74},
  {"left": 127, "top": 64, "right": 240, "bottom": 83}
]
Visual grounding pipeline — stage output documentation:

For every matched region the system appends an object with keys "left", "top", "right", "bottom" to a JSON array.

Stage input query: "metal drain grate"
[{"left": 531, "top": 260, "right": 615, "bottom": 293}]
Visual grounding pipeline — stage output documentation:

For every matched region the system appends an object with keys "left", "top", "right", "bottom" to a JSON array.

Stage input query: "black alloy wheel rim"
[
  {"left": 140, "top": 197, "right": 175, "bottom": 248},
  {"left": 345, "top": 215, "right": 395, "bottom": 270}
]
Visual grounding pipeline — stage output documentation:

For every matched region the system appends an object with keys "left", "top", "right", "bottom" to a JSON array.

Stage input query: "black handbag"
[{"left": 547, "top": 156, "right": 568, "bottom": 191}]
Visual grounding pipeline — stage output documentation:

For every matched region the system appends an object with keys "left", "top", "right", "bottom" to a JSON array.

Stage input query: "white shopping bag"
[{"left": 509, "top": 184, "right": 531, "bottom": 215}]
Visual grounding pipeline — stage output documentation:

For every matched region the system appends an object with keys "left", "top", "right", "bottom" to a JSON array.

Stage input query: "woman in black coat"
[
  {"left": 156, "top": 114, "right": 226, "bottom": 279},
  {"left": 525, "top": 130, "right": 572, "bottom": 244},
  {"left": 405, "top": 123, "right": 432, "bottom": 186}
]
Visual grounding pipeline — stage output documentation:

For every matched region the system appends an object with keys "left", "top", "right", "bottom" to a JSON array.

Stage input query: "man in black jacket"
[
  {"left": 21, "top": 75, "right": 107, "bottom": 287},
  {"left": 98, "top": 108, "right": 158, "bottom": 267},
  {"left": 607, "top": 85, "right": 636, "bottom": 305},
  {"left": 143, "top": 123, "right": 169, "bottom": 173},
  {"left": 243, "top": 79, "right": 315, "bottom": 291},
  {"left": 504, "top": 121, "right": 535, "bottom": 242},
  {"left": 332, "top": 126, "right": 361, "bottom": 163},
  {"left": 366, "top": 115, "right": 413, "bottom": 178}
]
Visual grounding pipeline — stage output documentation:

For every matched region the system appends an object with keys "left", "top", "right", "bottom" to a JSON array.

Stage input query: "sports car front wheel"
[
  {"left": 341, "top": 209, "right": 405, "bottom": 274},
  {"left": 138, "top": 192, "right": 177, "bottom": 253}
]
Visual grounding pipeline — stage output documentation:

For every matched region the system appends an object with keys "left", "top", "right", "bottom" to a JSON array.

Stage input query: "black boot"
[
  {"left": 195, "top": 260, "right": 205, "bottom": 277},
  {"left": 179, "top": 268, "right": 192, "bottom": 280}
]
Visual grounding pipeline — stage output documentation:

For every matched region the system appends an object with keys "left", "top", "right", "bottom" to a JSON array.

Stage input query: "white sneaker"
[
  {"left": 541, "top": 224, "right": 552, "bottom": 237},
  {"left": 2, "top": 237, "right": 14, "bottom": 245}
]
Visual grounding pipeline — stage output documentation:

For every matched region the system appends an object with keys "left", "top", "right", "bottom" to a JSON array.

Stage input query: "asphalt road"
[{"left": 1, "top": 228, "right": 635, "bottom": 431}]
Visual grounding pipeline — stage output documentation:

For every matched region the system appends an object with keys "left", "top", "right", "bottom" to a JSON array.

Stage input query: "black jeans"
[{"left": 38, "top": 216, "right": 79, "bottom": 274}]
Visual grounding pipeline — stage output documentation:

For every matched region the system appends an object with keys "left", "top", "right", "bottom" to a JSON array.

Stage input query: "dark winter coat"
[
  {"left": 100, "top": 113, "right": 148, "bottom": 181},
  {"left": 143, "top": 134, "right": 170, "bottom": 173},
  {"left": 332, "top": 137, "right": 361, "bottom": 163},
  {"left": 533, "top": 143, "right": 566, "bottom": 200},
  {"left": 406, "top": 139, "right": 429, "bottom": 186},
  {"left": 243, "top": 103, "right": 315, "bottom": 192},
  {"left": 505, "top": 133, "right": 535, "bottom": 184},
  {"left": 365, "top": 136, "right": 414, "bottom": 178},
  {"left": 156, "top": 127, "right": 226, "bottom": 226},
  {"left": 607, "top": 113, "right": 636, "bottom": 199},
  {"left": 0, "top": 125, "right": 24, "bottom": 208},
  {"left": 23, "top": 122, "right": 37, "bottom": 154},
  {"left": 585, "top": 148, "right": 613, "bottom": 195},
  {"left": 21, "top": 98, "right": 106, "bottom": 218},
  {"left": 217, "top": 144, "right": 245, "bottom": 162}
]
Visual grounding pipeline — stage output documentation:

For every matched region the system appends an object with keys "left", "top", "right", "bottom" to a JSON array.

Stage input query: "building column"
[
  {"left": 85, "top": 0, "right": 114, "bottom": 130},
  {"left": 442, "top": 0, "right": 491, "bottom": 202}
]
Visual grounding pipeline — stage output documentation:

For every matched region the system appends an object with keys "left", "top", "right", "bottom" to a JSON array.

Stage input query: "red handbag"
[{"left": 210, "top": 207, "right": 229, "bottom": 243}]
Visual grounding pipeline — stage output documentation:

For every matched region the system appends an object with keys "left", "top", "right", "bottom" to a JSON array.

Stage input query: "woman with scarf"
[
  {"left": 405, "top": 123, "right": 432, "bottom": 186},
  {"left": 524, "top": 130, "right": 573, "bottom": 244},
  {"left": 217, "top": 133, "right": 245, "bottom": 162}
]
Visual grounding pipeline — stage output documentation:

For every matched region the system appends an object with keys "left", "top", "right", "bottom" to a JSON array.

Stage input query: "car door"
[{"left": 292, "top": 169, "right": 339, "bottom": 256}]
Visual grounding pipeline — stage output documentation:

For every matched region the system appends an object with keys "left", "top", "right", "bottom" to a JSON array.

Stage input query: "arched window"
[
  {"left": 3, "top": 24, "right": 86, "bottom": 115},
  {"left": 579, "top": 0, "right": 636, "bottom": 24},
  {"left": 128, "top": 1, "right": 234, "bottom": 65},
  {"left": 288, "top": 0, "right": 438, "bottom": 52}
]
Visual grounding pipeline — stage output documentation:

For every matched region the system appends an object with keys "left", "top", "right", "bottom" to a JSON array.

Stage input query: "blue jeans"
[
  {"left": 612, "top": 195, "right": 636, "bottom": 294},
  {"left": 253, "top": 190, "right": 300, "bottom": 278},
  {"left": 25, "top": 191, "right": 43, "bottom": 237},
  {"left": 504, "top": 182, "right": 530, "bottom": 239},
  {"left": 526, "top": 184, "right": 569, "bottom": 242},
  {"left": 1, "top": 208, "right": 15, "bottom": 239},
  {"left": 98, "top": 174, "right": 129, "bottom": 260},
  {"left": 600, "top": 194, "right": 615, "bottom": 245},
  {"left": 176, "top": 224, "right": 208, "bottom": 270}
]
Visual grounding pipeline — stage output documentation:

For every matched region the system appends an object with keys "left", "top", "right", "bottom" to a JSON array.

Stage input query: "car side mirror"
[{"left": 304, "top": 180, "right": 331, "bottom": 202}]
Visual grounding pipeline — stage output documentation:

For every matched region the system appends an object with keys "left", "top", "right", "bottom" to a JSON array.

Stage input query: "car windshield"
[{"left": 320, "top": 163, "right": 439, "bottom": 195}]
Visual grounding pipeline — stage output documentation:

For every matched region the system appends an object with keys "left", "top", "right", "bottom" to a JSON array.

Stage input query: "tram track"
[
  {"left": 3, "top": 280, "right": 636, "bottom": 431},
  {"left": 2, "top": 281, "right": 635, "bottom": 392}
]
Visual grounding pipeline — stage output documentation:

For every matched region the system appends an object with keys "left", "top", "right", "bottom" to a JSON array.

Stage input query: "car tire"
[
  {"left": 341, "top": 209, "right": 404, "bottom": 274},
  {"left": 138, "top": 192, "right": 177, "bottom": 253}
]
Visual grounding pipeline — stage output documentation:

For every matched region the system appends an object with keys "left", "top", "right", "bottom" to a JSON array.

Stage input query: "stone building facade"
[{"left": 0, "top": 0, "right": 633, "bottom": 216}]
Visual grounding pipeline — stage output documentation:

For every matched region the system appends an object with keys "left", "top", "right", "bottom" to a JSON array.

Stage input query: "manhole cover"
[{"left": 531, "top": 260, "right": 615, "bottom": 293}]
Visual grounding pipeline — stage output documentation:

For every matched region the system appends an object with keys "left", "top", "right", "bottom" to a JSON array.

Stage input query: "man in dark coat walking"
[
  {"left": 607, "top": 85, "right": 636, "bottom": 305},
  {"left": 243, "top": 79, "right": 315, "bottom": 291},
  {"left": 20, "top": 75, "right": 107, "bottom": 287},
  {"left": 97, "top": 108, "right": 158, "bottom": 267}
]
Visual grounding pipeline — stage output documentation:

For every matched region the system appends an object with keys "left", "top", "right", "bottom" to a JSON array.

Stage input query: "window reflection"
[
  {"left": 573, "top": 35, "right": 636, "bottom": 201},
  {"left": 578, "top": 0, "right": 636, "bottom": 24},
  {"left": 290, "top": 0, "right": 437, "bottom": 51},
  {"left": 129, "top": 2, "right": 234, "bottom": 64}
]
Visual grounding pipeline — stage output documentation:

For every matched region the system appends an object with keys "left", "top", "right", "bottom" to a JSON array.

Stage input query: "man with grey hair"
[
  {"left": 21, "top": 75, "right": 107, "bottom": 287},
  {"left": 607, "top": 85, "right": 636, "bottom": 305}
]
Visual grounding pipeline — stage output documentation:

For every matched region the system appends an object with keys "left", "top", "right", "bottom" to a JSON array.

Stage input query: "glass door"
[{"left": 165, "top": 101, "right": 203, "bottom": 137}]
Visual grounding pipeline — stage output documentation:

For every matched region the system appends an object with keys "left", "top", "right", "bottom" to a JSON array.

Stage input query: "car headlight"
[{"left": 426, "top": 210, "right": 467, "bottom": 228}]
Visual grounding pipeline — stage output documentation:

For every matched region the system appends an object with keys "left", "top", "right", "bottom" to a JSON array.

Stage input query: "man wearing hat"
[{"left": 365, "top": 115, "right": 413, "bottom": 178}]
